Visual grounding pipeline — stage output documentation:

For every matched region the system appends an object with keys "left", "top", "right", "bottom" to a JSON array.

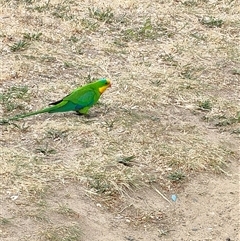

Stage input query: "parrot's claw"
[{"left": 75, "top": 112, "right": 91, "bottom": 118}]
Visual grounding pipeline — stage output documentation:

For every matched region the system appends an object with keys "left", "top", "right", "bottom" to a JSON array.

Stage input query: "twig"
[
  {"left": 153, "top": 187, "right": 172, "bottom": 205},
  {"left": 118, "top": 203, "right": 133, "bottom": 214}
]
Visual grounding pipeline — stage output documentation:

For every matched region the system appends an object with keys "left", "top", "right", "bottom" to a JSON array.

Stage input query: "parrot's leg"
[
  {"left": 75, "top": 112, "right": 85, "bottom": 116},
  {"left": 74, "top": 112, "right": 91, "bottom": 119}
]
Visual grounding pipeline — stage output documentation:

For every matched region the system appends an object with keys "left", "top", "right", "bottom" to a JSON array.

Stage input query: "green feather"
[{"left": 2, "top": 78, "right": 111, "bottom": 122}]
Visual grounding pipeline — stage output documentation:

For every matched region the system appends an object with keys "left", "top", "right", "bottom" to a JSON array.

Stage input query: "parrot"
[{"left": 2, "top": 78, "right": 111, "bottom": 122}]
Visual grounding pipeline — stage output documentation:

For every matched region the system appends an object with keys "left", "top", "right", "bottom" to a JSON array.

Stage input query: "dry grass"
[{"left": 0, "top": 0, "right": 239, "bottom": 239}]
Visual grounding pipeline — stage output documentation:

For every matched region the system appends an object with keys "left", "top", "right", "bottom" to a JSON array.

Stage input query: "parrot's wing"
[
  {"left": 49, "top": 88, "right": 96, "bottom": 106},
  {"left": 64, "top": 89, "right": 97, "bottom": 111},
  {"left": 49, "top": 99, "right": 65, "bottom": 106}
]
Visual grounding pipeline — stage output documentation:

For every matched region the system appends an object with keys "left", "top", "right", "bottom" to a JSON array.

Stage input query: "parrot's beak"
[{"left": 106, "top": 79, "right": 111, "bottom": 87}]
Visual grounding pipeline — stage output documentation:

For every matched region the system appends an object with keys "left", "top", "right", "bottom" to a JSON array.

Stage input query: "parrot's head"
[{"left": 97, "top": 78, "right": 111, "bottom": 94}]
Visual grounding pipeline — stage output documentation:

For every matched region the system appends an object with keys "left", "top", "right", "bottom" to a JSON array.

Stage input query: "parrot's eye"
[{"left": 106, "top": 79, "right": 111, "bottom": 85}]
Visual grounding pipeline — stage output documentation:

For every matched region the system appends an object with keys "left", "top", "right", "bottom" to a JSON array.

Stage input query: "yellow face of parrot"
[{"left": 98, "top": 79, "right": 111, "bottom": 94}]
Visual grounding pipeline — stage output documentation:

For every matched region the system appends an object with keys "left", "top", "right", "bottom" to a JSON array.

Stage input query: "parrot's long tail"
[
  {"left": 3, "top": 106, "right": 56, "bottom": 122},
  {"left": 0, "top": 108, "right": 49, "bottom": 124},
  {"left": 0, "top": 100, "right": 77, "bottom": 124}
]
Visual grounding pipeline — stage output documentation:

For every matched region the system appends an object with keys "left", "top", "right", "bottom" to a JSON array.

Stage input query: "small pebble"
[{"left": 171, "top": 194, "right": 177, "bottom": 202}]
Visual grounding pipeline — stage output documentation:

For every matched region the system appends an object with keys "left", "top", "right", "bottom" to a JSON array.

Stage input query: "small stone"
[{"left": 10, "top": 195, "right": 18, "bottom": 201}]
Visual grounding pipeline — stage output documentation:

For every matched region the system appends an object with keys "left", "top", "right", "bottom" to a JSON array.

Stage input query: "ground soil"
[{"left": 1, "top": 163, "right": 239, "bottom": 241}]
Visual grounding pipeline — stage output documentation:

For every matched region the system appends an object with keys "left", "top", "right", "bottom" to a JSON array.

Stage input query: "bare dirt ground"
[{"left": 1, "top": 0, "right": 239, "bottom": 240}]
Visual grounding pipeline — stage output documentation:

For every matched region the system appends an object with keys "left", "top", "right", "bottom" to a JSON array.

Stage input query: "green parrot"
[{"left": 3, "top": 78, "right": 111, "bottom": 121}]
